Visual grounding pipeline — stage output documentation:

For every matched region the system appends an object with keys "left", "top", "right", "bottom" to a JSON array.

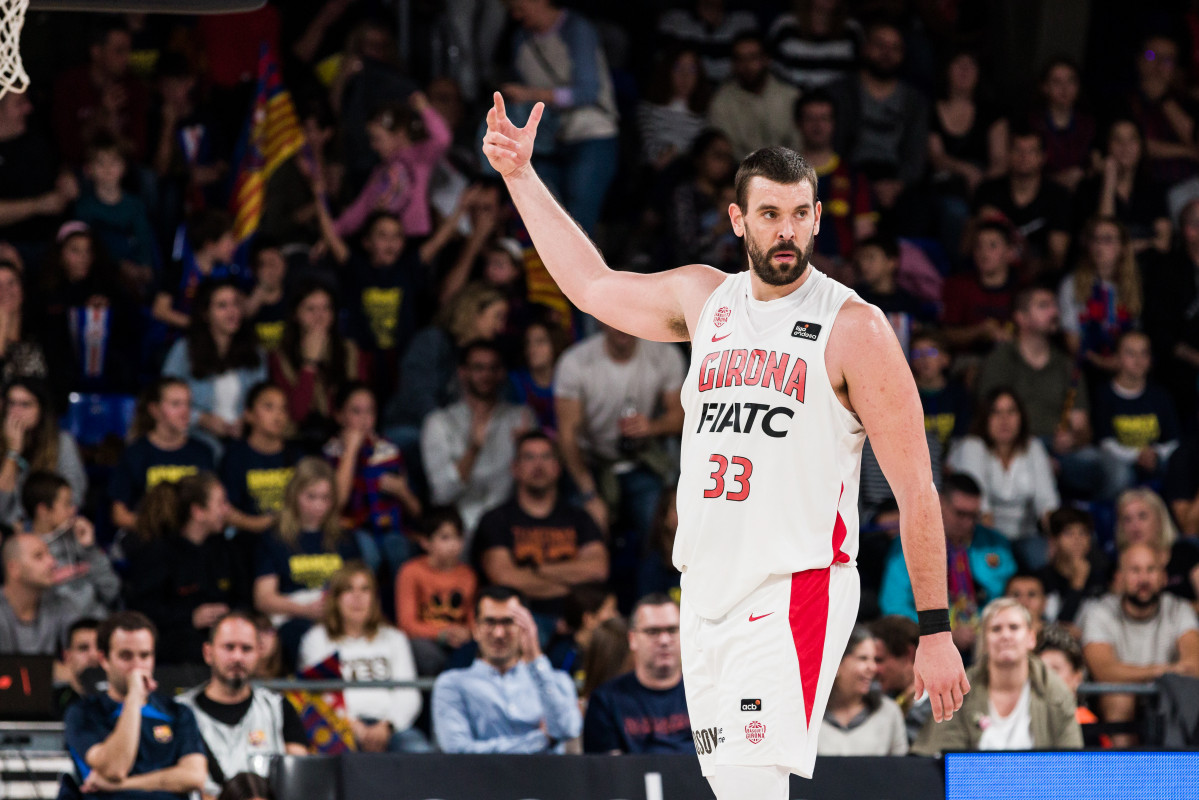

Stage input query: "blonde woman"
[
  {"left": 1115, "top": 488, "right": 1199, "bottom": 602},
  {"left": 299, "top": 562, "right": 429, "bottom": 752}
]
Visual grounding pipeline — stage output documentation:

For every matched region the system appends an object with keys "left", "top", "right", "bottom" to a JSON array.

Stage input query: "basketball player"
[{"left": 483, "top": 95, "right": 968, "bottom": 799}]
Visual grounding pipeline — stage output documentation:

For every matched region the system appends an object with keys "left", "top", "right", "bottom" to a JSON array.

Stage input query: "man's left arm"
[
  {"left": 535, "top": 541, "right": 609, "bottom": 586},
  {"left": 1175, "top": 627, "right": 1199, "bottom": 677},
  {"left": 832, "top": 301, "right": 968, "bottom": 721},
  {"left": 113, "top": 754, "right": 208, "bottom": 794}
]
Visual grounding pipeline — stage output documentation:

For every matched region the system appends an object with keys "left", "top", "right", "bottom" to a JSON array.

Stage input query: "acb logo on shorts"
[
  {"left": 745, "top": 721, "right": 766, "bottom": 744},
  {"left": 741, "top": 699, "right": 762, "bottom": 711}
]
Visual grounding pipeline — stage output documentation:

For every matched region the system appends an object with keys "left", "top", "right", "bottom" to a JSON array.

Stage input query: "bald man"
[{"left": 0, "top": 532, "right": 80, "bottom": 655}]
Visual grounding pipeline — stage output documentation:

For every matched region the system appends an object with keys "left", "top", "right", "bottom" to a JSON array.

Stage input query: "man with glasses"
[
  {"left": 879, "top": 474, "right": 1016, "bottom": 656},
  {"left": 432, "top": 585, "right": 581, "bottom": 753},
  {"left": 583, "top": 594, "right": 691, "bottom": 754}
]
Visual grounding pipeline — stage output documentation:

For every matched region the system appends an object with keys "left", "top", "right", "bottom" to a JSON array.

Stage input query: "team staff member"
[
  {"left": 483, "top": 93, "right": 968, "bottom": 800},
  {"left": 64, "top": 611, "right": 206, "bottom": 799}
]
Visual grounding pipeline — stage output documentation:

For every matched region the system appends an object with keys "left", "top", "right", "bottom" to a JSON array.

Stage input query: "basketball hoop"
[{"left": 0, "top": 0, "right": 267, "bottom": 98}]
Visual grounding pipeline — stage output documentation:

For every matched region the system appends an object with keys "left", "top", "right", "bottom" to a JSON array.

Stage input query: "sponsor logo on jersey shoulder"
[
  {"left": 741, "top": 699, "right": 762, "bottom": 712},
  {"left": 792, "top": 320, "right": 822, "bottom": 341},
  {"left": 745, "top": 721, "right": 766, "bottom": 744}
]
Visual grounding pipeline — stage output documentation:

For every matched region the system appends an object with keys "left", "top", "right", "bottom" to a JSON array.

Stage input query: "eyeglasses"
[
  {"left": 478, "top": 617, "right": 517, "bottom": 629},
  {"left": 635, "top": 626, "right": 680, "bottom": 638}
]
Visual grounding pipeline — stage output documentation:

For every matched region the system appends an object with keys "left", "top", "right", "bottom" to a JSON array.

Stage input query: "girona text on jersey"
[{"left": 694, "top": 348, "right": 806, "bottom": 437}]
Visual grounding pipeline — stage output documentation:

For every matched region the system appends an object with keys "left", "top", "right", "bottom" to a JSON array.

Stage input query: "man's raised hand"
[{"left": 482, "top": 92, "right": 542, "bottom": 179}]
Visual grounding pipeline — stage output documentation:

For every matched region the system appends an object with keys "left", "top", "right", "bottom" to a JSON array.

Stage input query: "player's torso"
[{"left": 675, "top": 270, "right": 866, "bottom": 619}]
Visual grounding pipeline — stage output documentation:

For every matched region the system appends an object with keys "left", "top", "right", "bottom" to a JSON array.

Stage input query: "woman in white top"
[
  {"left": 299, "top": 562, "right": 430, "bottom": 752},
  {"left": 818, "top": 625, "right": 908, "bottom": 756},
  {"left": 947, "top": 388, "right": 1059, "bottom": 553}
]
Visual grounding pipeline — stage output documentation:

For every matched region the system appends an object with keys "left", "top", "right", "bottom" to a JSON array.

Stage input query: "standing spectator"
[
  {"left": 946, "top": 388, "right": 1059, "bottom": 554},
  {"left": 583, "top": 594, "right": 690, "bottom": 754},
  {"left": 637, "top": 49, "right": 711, "bottom": 172},
  {"left": 395, "top": 506, "right": 477, "bottom": 676},
  {"left": 0, "top": 532, "right": 79, "bottom": 655},
  {"left": 219, "top": 383, "right": 299, "bottom": 535},
  {"left": 502, "top": 0, "right": 620, "bottom": 236},
  {"left": 656, "top": 0, "right": 758, "bottom": 83},
  {"left": 177, "top": 612, "right": 307, "bottom": 798},
  {"left": 23, "top": 471, "right": 119, "bottom": 616},
  {"left": 1072, "top": 120, "right": 1170, "bottom": 253},
  {"left": 1125, "top": 33, "right": 1199, "bottom": 188},
  {"left": 507, "top": 319, "right": 566, "bottom": 435},
  {"left": 63, "top": 612, "right": 207, "bottom": 797},
  {"left": 708, "top": 32, "right": 801, "bottom": 160},
  {"left": 299, "top": 563, "right": 430, "bottom": 752},
  {"left": 475, "top": 431, "right": 608, "bottom": 641},
  {"left": 422, "top": 341, "right": 533, "bottom": 538},
  {"left": 1080, "top": 542, "right": 1199, "bottom": 744},
  {"left": 1027, "top": 58, "right": 1095, "bottom": 193},
  {"left": 0, "top": 378, "right": 87, "bottom": 528},
  {"left": 54, "top": 618, "right": 100, "bottom": 718},
  {"left": 869, "top": 615, "right": 930, "bottom": 744},
  {"left": 939, "top": 220, "right": 1018, "bottom": 356},
  {"left": 110, "top": 378, "right": 215, "bottom": 532},
  {"left": 768, "top": 0, "right": 859, "bottom": 91},
  {"left": 0, "top": 92, "right": 77, "bottom": 263},
  {"left": 432, "top": 586, "right": 582, "bottom": 753},
  {"left": 912, "top": 598, "right": 1081, "bottom": 754},
  {"left": 1037, "top": 509, "right": 1109, "bottom": 631},
  {"left": 1114, "top": 488, "right": 1199, "bottom": 604},
  {"left": 911, "top": 330, "right": 972, "bottom": 451},
  {"left": 818, "top": 625, "right": 908, "bottom": 756}
]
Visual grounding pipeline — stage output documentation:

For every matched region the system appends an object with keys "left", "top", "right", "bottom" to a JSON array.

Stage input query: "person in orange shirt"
[
  {"left": 396, "top": 506, "right": 478, "bottom": 675},
  {"left": 1037, "top": 623, "right": 1111, "bottom": 748}
]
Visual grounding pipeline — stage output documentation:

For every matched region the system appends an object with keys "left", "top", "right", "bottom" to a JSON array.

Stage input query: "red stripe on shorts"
[{"left": 789, "top": 567, "right": 831, "bottom": 729}]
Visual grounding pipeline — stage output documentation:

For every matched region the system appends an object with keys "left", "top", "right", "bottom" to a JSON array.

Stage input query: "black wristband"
[{"left": 918, "top": 609, "right": 951, "bottom": 636}]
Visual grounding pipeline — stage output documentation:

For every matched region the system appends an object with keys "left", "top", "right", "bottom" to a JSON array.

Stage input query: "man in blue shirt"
[
  {"left": 64, "top": 611, "right": 206, "bottom": 799},
  {"left": 432, "top": 586, "right": 581, "bottom": 752},
  {"left": 583, "top": 593, "right": 692, "bottom": 754}
]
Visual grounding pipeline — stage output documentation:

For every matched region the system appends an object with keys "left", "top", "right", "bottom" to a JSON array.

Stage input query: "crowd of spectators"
[{"left": 3, "top": 0, "right": 1199, "bottom": 795}]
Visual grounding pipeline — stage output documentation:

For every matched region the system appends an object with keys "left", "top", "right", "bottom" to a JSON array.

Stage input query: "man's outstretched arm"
[{"left": 482, "top": 92, "right": 724, "bottom": 342}]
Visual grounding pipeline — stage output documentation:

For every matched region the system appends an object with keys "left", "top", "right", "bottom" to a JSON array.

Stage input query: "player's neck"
[{"left": 748, "top": 263, "right": 813, "bottom": 303}]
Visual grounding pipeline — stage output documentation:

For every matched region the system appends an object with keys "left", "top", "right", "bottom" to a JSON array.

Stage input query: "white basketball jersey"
[{"left": 675, "top": 269, "right": 865, "bottom": 619}]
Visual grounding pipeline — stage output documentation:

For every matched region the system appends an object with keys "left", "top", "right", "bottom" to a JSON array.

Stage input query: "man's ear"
[{"left": 730, "top": 203, "right": 745, "bottom": 237}]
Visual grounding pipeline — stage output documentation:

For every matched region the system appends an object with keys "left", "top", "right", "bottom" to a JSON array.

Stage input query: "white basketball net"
[{"left": 0, "top": 0, "right": 29, "bottom": 97}]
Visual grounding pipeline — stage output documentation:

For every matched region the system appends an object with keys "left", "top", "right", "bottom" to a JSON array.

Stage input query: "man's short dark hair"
[
  {"left": 1048, "top": 507, "right": 1094, "bottom": 538},
  {"left": 1013, "top": 285, "right": 1054, "bottom": 315},
  {"left": 869, "top": 615, "right": 918, "bottom": 658},
  {"left": 63, "top": 617, "right": 100, "bottom": 657},
  {"left": 734, "top": 146, "right": 819, "bottom": 214},
  {"left": 97, "top": 611, "right": 158, "bottom": 657},
  {"left": 794, "top": 88, "right": 837, "bottom": 123},
  {"left": 941, "top": 473, "right": 982, "bottom": 501},
  {"left": 857, "top": 235, "right": 900, "bottom": 261},
  {"left": 516, "top": 430, "right": 557, "bottom": 458},
  {"left": 563, "top": 583, "right": 613, "bottom": 632},
  {"left": 974, "top": 218, "right": 1014, "bottom": 245},
  {"left": 1007, "top": 121, "right": 1044, "bottom": 150},
  {"left": 475, "top": 585, "right": 524, "bottom": 618},
  {"left": 21, "top": 470, "right": 69, "bottom": 520},
  {"left": 458, "top": 339, "right": 506, "bottom": 368},
  {"left": 730, "top": 30, "right": 766, "bottom": 53},
  {"left": 630, "top": 592, "right": 677, "bottom": 628},
  {"left": 208, "top": 610, "right": 260, "bottom": 643},
  {"left": 1005, "top": 571, "right": 1045, "bottom": 595}
]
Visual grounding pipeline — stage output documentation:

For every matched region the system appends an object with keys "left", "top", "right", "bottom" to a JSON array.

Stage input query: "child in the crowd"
[
  {"left": 110, "top": 377, "right": 215, "bottom": 531},
  {"left": 1036, "top": 623, "right": 1109, "bottom": 748},
  {"left": 324, "top": 382, "right": 421, "bottom": 577},
  {"left": 243, "top": 238, "right": 289, "bottom": 352},
  {"left": 853, "top": 235, "right": 930, "bottom": 355},
  {"left": 909, "top": 329, "right": 972, "bottom": 451},
  {"left": 22, "top": 470, "right": 120, "bottom": 615},
  {"left": 219, "top": 382, "right": 300, "bottom": 534},
  {"left": 1037, "top": 508, "right": 1109, "bottom": 632},
  {"left": 151, "top": 208, "right": 239, "bottom": 330},
  {"left": 395, "top": 506, "right": 476, "bottom": 675}
]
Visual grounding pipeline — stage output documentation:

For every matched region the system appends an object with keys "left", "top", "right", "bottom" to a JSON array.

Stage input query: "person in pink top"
[{"left": 334, "top": 91, "right": 451, "bottom": 239}]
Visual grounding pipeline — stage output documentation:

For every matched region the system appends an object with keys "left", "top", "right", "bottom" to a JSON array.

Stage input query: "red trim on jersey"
[
  {"left": 789, "top": 567, "right": 831, "bottom": 729},
  {"left": 831, "top": 483, "right": 851, "bottom": 564}
]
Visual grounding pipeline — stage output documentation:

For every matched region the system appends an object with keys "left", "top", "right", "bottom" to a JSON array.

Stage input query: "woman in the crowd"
[
  {"left": 912, "top": 598, "right": 1082, "bottom": 755},
  {"left": 0, "top": 259, "right": 48, "bottom": 386},
  {"left": 1027, "top": 58, "right": 1095, "bottom": 192},
  {"left": 507, "top": 318, "right": 567, "bottom": 435},
  {"left": 768, "top": 0, "right": 859, "bottom": 91},
  {"left": 578, "top": 616, "right": 632, "bottom": 707},
  {"left": 162, "top": 279, "right": 267, "bottom": 453},
  {"left": 947, "top": 389, "right": 1059, "bottom": 564},
  {"left": 1072, "top": 120, "right": 1170, "bottom": 253},
  {"left": 818, "top": 625, "right": 908, "bottom": 756},
  {"left": 0, "top": 378, "right": 86, "bottom": 527},
  {"left": 1114, "top": 487, "right": 1199, "bottom": 602},
  {"left": 637, "top": 48, "right": 711, "bottom": 173},
  {"left": 299, "top": 562, "right": 430, "bottom": 752},
  {"left": 1057, "top": 217, "right": 1143, "bottom": 378}
]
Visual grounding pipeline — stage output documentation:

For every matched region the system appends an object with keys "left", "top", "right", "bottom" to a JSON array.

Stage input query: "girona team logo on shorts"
[
  {"left": 714, "top": 306, "right": 731, "bottom": 327},
  {"left": 745, "top": 720, "right": 766, "bottom": 744}
]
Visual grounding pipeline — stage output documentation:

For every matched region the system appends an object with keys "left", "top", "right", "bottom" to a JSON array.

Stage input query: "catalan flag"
[{"left": 229, "top": 43, "right": 305, "bottom": 243}]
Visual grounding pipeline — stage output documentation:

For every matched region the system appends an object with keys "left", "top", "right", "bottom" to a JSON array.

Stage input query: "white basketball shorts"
[{"left": 681, "top": 564, "right": 860, "bottom": 779}]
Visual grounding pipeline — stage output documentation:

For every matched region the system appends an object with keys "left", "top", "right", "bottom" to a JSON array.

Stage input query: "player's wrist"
[{"left": 917, "top": 608, "right": 951, "bottom": 637}]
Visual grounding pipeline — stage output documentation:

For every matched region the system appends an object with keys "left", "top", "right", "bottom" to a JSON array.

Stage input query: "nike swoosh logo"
[
  {"left": 748, "top": 613, "right": 774, "bottom": 622},
  {"left": 712, "top": 330, "right": 733, "bottom": 342}
]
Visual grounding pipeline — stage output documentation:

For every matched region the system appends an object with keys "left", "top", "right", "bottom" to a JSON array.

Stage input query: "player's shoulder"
[{"left": 830, "top": 296, "right": 895, "bottom": 344}]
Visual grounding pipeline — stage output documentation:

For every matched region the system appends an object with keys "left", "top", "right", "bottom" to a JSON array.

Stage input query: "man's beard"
[
  {"left": 746, "top": 232, "right": 815, "bottom": 287},
  {"left": 1124, "top": 589, "right": 1162, "bottom": 610},
  {"left": 217, "top": 670, "right": 248, "bottom": 692}
]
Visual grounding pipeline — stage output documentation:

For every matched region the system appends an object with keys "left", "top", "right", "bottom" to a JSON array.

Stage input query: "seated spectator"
[
  {"left": 1126, "top": 33, "right": 1199, "bottom": 188},
  {"left": 912, "top": 598, "right": 1081, "bottom": 754},
  {"left": 152, "top": 210, "right": 239, "bottom": 331},
  {"left": 579, "top": 617, "right": 632, "bottom": 706},
  {"left": 422, "top": 342, "right": 533, "bottom": 539},
  {"left": 1058, "top": 218, "right": 1142, "bottom": 379},
  {"left": 1036, "top": 623, "right": 1108, "bottom": 748},
  {"left": 880, "top": 474, "right": 1016, "bottom": 657},
  {"left": 268, "top": 282, "right": 365, "bottom": 441},
  {"left": 1115, "top": 487, "right": 1199, "bottom": 603},
  {"left": 1094, "top": 331, "right": 1179, "bottom": 497},
  {"left": 1080, "top": 542, "right": 1199, "bottom": 745},
  {"left": 0, "top": 92, "right": 77, "bottom": 264},
  {"left": 432, "top": 586, "right": 582, "bottom": 753},
  {"left": 1004, "top": 572, "right": 1048, "bottom": 637},
  {"left": 708, "top": 32, "right": 800, "bottom": 160},
  {"left": 0, "top": 531, "right": 79, "bottom": 655},
  {"left": 475, "top": 431, "right": 607, "bottom": 641},
  {"left": 74, "top": 134, "right": 158, "bottom": 279},
  {"left": 1072, "top": 120, "right": 1170, "bottom": 253},
  {"left": 253, "top": 458, "right": 361, "bottom": 666},
  {"left": 325, "top": 383, "right": 421, "bottom": 576},
  {"left": 547, "top": 583, "right": 619, "bottom": 677},
  {"left": 507, "top": 319, "right": 567, "bottom": 435},
  {"left": 63, "top": 612, "right": 206, "bottom": 797},
  {"left": 656, "top": 0, "right": 757, "bottom": 83},
  {"left": 299, "top": 563, "right": 430, "bottom": 753},
  {"left": 666, "top": 130, "right": 740, "bottom": 272},
  {"left": 0, "top": 261, "right": 48, "bottom": 386},
  {"left": 947, "top": 388, "right": 1059, "bottom": 556},
  {"left": 248, "top": 611, "right": 282, "bottom": 680},
  {"left": 162, "top": 279, "right": 268, "bottom": 453},
  {"left": 818, "top": 625, "right": 908, "bottom": 756},
  {"left": 219, "top": 383, "right": 300, "bottom": 535},
  {"left": 124, "top": 472, "right": 237, "bottom": 665},
  {"left": 178, "top": 612, "right": 307, "bottom": 797},
  {"left": 911, "top": 329, "right": 972, "bottom": 451},
  {"left": 0, "top": 378, "right": 86, "bottom": 528},
  {"left": 853, "top": 235, "right": 929, "bottom": 351},
  {"left": 243, "top": 240, "right": 288, "bottom": 353},
  {"left": 637, "top": 484, "right": 681, "bottom": 603},
  {"left": 54, "top": 617, "right": 100, "bottom": 718},
  {"left": 110, "top": 378, "right": 215, "bottom": 531},
  {"left": 23, "top": 470, "right": 119, "bottom": 616},
  {"left": 395, "top": 506, "right": 477, "bottom": 676},
  {"left": 637, "top": 48, "right": 711, "bottom": 173},
  {"left": 768, "top": 0, "right": 858, "bottom": 91},
  {"left": 583, "top": 593, "right": 690, "bottom": 754},
  {"left": 869, "top": 615, "right": 930, "bottom": 744},
  {"left": 1027, "top": 58, "right": 1094, "bottom": 193},
  {"left": 1038, "top": 508, "right": 1109, "bottom": 631},
  {"left": 940, "top": 220, "right": 1019, "bottom": 356}
]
